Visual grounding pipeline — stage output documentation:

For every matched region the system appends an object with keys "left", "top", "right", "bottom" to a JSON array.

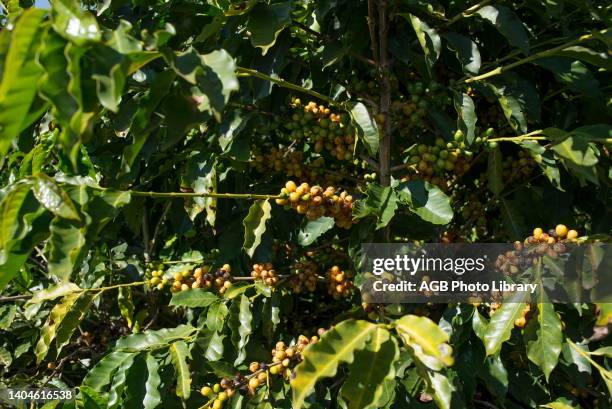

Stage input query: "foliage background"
[{"left": 0, "top": 0, "right": 610, "bottom": 408}]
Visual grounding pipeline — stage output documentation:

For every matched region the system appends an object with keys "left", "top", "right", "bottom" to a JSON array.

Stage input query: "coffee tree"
[{"left": 0, "top": 0, "right": 610, "bottom": 408}]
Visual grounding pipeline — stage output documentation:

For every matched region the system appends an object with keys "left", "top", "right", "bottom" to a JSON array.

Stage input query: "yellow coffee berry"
[{"left": 555, "top": 224, "right": 568, "bottom": 238}]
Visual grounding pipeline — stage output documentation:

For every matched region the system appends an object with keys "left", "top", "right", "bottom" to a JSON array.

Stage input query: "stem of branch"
[
  {"left": 459, "top": 30, "right": 604, "bottom": 84},
  {"left": 446, "top": 0, "right": 492, "bottom": 26},
  {"left": 236, "top": 66, "right": 337, "bottom": 107},
  {"left": 487, "top": 129, "right": 545, "bottom": 142}
]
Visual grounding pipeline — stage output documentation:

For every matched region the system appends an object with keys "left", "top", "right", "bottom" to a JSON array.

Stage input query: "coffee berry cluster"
[
  {"left": 289, "top": 259, "right": 319, "bottom": 294},
  {"left": 251, "top": 263, "right": 279, "bottom": 287},
  {"left": 276, "top": 181, "right": 354, "bottom": 229},
  {"left": 327, "top": 266, "right": 354, "bottom": 299},
  {"left": 401, "top": 129, "right": 487, "bottom": 190},
  {"left": 145, "top": 263, "right": 168, "bottom": 290},
  {"left": 154, "top": 264, "right": 233, "bottom": 294},
  {"left": 283, "top": 98, "right": 355, "bottom": 161},
  {"left": 495, "top": 225, "right": 579, "bottom": 276},
  {"left": 199, "top": 331, "right": 324, "bottom": 407}
]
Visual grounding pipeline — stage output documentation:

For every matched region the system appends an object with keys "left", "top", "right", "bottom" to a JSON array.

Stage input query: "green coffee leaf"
[
  {"left": 169, "top": 341, "right": 192, "bottom": 400},
  {"left": 181, "top": 151, "right": 217, "bottom": 225},
  {"left": 395, "top": 180, "right": 452, "bottom": 225},
  {"left": 52, "top": 0, "right": 101, "bottom": 45},
  {"left": 291, "top": 319, "right": 377, "bottom": 408},
  {"left": 118, "top": 287, "right": 135, "bottom": 328},
  {"left": 143, "top": 353, "right": 162, "bottom": 409},
  {"left": 340, "top": 327, "right": 399, "bottom": 409},
  {"left": 525, "top": 300, "right": 562, "bottom": 381},
  {"left": 298, "top": 217, "right": 335, "bottom": 246},
  {"left": 453, "top": 92, "right": 477, "bottom": 145},
  {"left": 246, "top": 1, "right": 292, "bottom": 55},
  {"left": 26, "top": 282, "right": 81, "bottom": 305},
  {"left": 243, "top": 199, "right": 272, "bottom": 257},
  {"left": 0, "top": 9, "right": 47, "bottom": 156},
  {"left": 83, "top": 351, "right": 138, "bottom": 391},
  {"left": 35, "top": 291, "right": 81, "bottom": 363},
  {"left": 229, "top": 294, "right": 252, "bottom": 365},
  {"left": 476, "top": 5, "right": 529, "bottom": 54},
  {"left": 46, "top": 217, "right": 86, "bottom": 281},
  {"left": 484, "top": 293, "right": 529, "bottom": 356},
  {"left": 54, "top": 291, "right": 95, "bottom": 357},
  {"left": 347, "top": 101, "right": 379, "bottom": 156},
  {"left": 405, "top": 14, "right": 441, "bottom": 73},
  {"left": 445, "top": 32, "right": 481, "bottom": 75},
  {"left": 32, "top": 174, "right": 80, "bottom": 221},
  {"left": 394, "top": 315, "right": 454, "bottom": 370},
  {"left": 353, "top": 183, "right": 398, "bottom": 229},
  {"left": 170, "top": 290, "right": 219, "bottom": 308}
]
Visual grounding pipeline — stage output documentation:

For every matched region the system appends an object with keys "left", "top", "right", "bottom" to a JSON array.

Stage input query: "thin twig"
[{"left": 446, "top": 0, "right": 492, "bottom": 26}]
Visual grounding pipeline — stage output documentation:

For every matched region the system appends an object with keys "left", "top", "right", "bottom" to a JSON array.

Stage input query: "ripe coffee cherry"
[
  {"left": 277, "top": 181, "right": 354, "bottom": 228},
  {"left": 327, "top": 266, "right": 354, "bottom": 299},
  {"left": 251, "top": 263, "right": 279, "bottom": 287}
]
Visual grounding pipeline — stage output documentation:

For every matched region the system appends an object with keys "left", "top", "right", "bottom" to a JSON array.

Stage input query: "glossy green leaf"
[
  {"left": 143, "top": 353, "right": 162, "bottom": 409},
  {"left": 425, "top": 370, "right": 454, "bottom": 409},
  {"left": 26, "top": 282, "right": 81, "bottom": 305},
  {"left": 298, "top": 216, "right": 335, "bottom": 246},
  {"left": 52, "top": 0, "right": 101, "bottom": 45},
  {"left": 445, "top": 32, "right": 480, "bottom": 75},
  {"left": 405, "top": 14, "right": 441, "bottom": 73},
  {"left": 121, "top": 70, "right": 175, "bottom": 171},
  {"left": 453, "top": 92, "right": 477, "bottom": 145},
  {"left": 520, "top": 141, "right": 562, "bottom": 190},
  {"left": 32, "top": 174, "right": 80, "bottom": 221},
  {"left": 181, "top": 151, "right": 217, "bottom": 225},
  {"left": 0, "top": 304, "right": 16, "bottom": 330},
  {"left": 35, "top": 291, "right": 81, "bottom": 363},
  {"left": 0, "top": 184, "right": 48, "bottom": 290},
  {"left": 197, "top": 329, "right": 225, "bottom": 361},
  {"left": 83, "top": 351, "right": 138, "bottom": 391},
  {"left": 168, "top": 48, "right": 238, "bottom": 121},
  {"left": 525, "top": 301, "right": 562, "bottom": 381},
  {"left": 291, "top": 319, "right": 377, "bottom": 409},
  {"left": 341, "top": 327, "right": 399, "bottom": 409},
  {"left": 484, "top": 293, "right": 529, "bottom": 356},
  {"left": 46, "top": 217, "right": 86, "bottom": 281},
  {"left": 243, "top": 199, "right": 271, "bottom": 257},
  {"left": 206, "top": 301, "right": 229, "bottom": 331},
  {"left": 347, "top": 101, "right": 379, "bottom": 155},
  {"left": 536, "top": 58, "right": 600, "bottom": 96},
  {"left": 395, "top": 180, "right": 452, "bottom": 225},
  {"left": 552, "top": 46, "right": 612, "bottom": 71},
  {"left": 0, "top": 9, "right": 47, "bottom": 156},
  {"left": 118, "top": 287, "right": 134, "bottom": 328},
  {"left": 246, "top": 1, "right": 292, "bottom": 55},
  {"left": 170, "top": 290, "right": 219, "bottom": 308},
  {"left": 55, "top": 291, "right": 95, "bottom": 357},
  {"left": 78, "top": 385, "right": 108, "bottom": 409},
  {"left": 550, "top": 136, "right": 598, "bottom": 166},
  {"left": 107, "top": 351, "right": 136, "bottom": 408},
  {"left": 394, "top": 314, "right": 454, "bottom": 370},
  {"left": 0, "top": 0, "right": 21, "bottom": 18},
  {"left": 229, "top": 294, "right": 252, "bottom": 365},
  {"left": 169, "top": 340, "right": 192, "bottom": 399},
  {"left": 114, "top": 324, "right": 197, "bottom": 351},
  {"left": 353, "top": 183, "right": 397, "bottom": 229},
  {"left": 476, "top": 5, "right": 530, "bottom": 54}
]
